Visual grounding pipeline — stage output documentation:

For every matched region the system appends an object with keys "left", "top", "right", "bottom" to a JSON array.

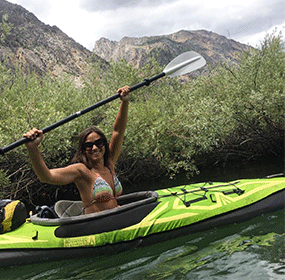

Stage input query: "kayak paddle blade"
[{"left": 163, "top": 51, "right": 206, "bottom": 77}]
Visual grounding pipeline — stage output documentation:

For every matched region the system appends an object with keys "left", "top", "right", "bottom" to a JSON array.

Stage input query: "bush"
[{"left": 0, "top": 31, "right": 283, "bottom": 206}]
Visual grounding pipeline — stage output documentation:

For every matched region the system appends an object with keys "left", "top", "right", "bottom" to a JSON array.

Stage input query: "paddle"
[{"left": 0, "top": 51, "right": 206, "bottom": 155}]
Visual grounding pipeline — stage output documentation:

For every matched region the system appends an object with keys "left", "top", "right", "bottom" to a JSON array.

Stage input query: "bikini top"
[
  {"left": 82, "top": 168, "right": 123, "bottom": 213},
  {"left": 92, "top": 172, "right": 122, "bottom": 200}
]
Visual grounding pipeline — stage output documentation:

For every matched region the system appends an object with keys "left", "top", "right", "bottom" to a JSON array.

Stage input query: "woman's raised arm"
[
  {"left": 24, "top": 128, "right": 82, "bottom": 185},
  {"left": 109, "top": 86, "right": 130, "bottom": 165}
]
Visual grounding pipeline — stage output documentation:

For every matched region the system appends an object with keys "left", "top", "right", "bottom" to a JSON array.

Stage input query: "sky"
[{"left": 7, "top": 0, "right": 285, "bottom": 51}]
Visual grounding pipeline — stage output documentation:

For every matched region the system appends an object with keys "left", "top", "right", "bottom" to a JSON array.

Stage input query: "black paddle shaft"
[{"left": 0, "top": 72, "right": 165, "bottom": 155}]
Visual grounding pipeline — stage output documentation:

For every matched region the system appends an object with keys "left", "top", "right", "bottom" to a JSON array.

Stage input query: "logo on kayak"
[{"left": 63, "top": 235, "right": 96, "bottom": 247}]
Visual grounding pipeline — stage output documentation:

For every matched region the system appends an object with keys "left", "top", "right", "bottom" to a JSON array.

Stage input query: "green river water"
[{"left": 0, "top": 160, "right": 284, "bottom": 280}]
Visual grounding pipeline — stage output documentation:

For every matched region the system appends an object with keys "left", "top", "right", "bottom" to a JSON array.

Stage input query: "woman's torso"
[{"left": 75, "top": 164, "right": 122, "bottom": 214}]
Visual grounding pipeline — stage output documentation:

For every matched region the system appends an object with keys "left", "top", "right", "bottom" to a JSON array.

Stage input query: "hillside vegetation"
[{"left": 0, "top": 32, "right": 284, "bottom": 207}]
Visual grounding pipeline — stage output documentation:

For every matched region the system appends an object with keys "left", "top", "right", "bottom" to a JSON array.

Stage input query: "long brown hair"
[{"left": 71, "top": 126, "right": 110, "bottom": 169}]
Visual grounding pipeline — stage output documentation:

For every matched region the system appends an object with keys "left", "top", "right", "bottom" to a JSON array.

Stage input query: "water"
[
  {"left": 1, "top": 160, "right": 284, "bottom": 279},
  {"left": 123, "top": 157, "right": 284, "bottom": 194},
  {"left": 0, "top": 210, "right": 284, "bottom": 279}
]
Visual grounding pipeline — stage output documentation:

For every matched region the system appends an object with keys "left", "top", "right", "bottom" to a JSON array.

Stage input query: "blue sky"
[{"left": 8, "top": 0, "right": 285, "bottom": 50}]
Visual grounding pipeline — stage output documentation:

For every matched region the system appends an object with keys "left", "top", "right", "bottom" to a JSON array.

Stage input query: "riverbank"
[{"left": 122, "top": 157, "right": 284, "bottom": 195}]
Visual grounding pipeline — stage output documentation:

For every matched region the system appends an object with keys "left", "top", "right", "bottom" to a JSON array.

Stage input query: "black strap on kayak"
[
  {"left": 222, "top": 188, "right": 245, "bottom": 196},
  {"left": 165, "top": 190, "right": 207, "bottom": 208},
  {"left": 162, "top": 181, "right": 242, "bottom": 197},
  {"left": 180, "top": 187, "right": 207, "bottom": 207},
  {"left": 161, "top": 181, "right": 244, "bottom": 207}
]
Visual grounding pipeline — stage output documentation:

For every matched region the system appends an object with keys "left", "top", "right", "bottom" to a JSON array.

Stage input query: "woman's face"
[{"left": 83, "top": 132, "right": 106, "bottom": 163}]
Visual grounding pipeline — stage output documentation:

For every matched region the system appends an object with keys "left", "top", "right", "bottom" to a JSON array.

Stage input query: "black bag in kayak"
[{"left": 0, "top": 200, "right": 27, "bottom": 233}]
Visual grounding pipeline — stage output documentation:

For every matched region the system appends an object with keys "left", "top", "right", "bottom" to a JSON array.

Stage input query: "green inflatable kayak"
[{"left": 0, "top": 176, "right": 284, "bottom": 267}]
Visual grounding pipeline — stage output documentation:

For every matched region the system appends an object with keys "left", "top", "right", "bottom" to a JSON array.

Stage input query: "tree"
[{"left": 0, "top": 14, "right": 13, "bottom": 43}]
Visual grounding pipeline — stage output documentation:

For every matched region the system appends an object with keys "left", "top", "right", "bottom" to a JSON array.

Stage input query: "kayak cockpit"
[{"left": 30, "top": 191, "right": 159, "bottom": 227}]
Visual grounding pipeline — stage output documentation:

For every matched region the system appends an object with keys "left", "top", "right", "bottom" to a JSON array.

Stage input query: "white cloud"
[
  {"left": 238, "top": 24, "right": 285, "bottom": 48},
  {"left": 80, "top": 0, "right": 144, "bottom": 11},
  {"left": 7, "top": 0, "right": 285, "bottom": 50},
  {"left": 10, "top": 0, "right": 53, "bottom": 18}
]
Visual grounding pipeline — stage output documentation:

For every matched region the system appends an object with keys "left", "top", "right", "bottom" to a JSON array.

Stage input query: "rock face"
[
  {"left": 0, "top": 0, "right": 98, "bottom": 83},
  {"left": 93, "top": 30, "right": 251, "bottom": 69},
  {"left": 1, "top": 0, "right": 251, "bottom": 82}
]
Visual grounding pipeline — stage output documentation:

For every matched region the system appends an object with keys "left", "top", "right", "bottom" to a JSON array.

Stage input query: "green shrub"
[{"left": 0, "top": 31, "right": 283, "bottom": 206}]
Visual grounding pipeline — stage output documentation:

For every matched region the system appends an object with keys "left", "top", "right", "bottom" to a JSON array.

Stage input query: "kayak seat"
[
  {"left": 30, "top": 191, "right": 159, "bottom": 226},
  {"left": 55, "top": 200, "right": 84, "bottom": 217}
]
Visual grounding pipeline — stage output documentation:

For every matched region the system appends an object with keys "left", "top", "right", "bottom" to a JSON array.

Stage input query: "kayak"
[{"left": 0, "top": 176, "right": 284, "bottom": 267}]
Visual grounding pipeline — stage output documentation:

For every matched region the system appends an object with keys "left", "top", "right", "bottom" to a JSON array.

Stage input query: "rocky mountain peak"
[
  {"left": 93, "top": 29, "right": 251, "bottom": 69},
  {"left": 1, "top": 0, "right": 251, "bottom": 84},
  {"left": 0, "top": 0, "right": 99, "bottom": 85}
]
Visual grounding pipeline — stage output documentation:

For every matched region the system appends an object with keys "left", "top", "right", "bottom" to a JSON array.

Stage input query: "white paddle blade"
[{"left": 163, "top": 51, "right": 206, "bottom": 77}]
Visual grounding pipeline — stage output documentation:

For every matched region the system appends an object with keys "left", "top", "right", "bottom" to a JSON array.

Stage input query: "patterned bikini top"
[
  {"left": 82, "top": 169, "right": 123, "bottom": 213},
  {"left": 92, "top": 173, "right": 122, "bottom": 201}
]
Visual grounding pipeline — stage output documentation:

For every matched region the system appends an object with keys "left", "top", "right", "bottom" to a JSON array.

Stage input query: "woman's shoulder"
[
  {"left": 66, "top": 162, "right": 91, "bottom": 175},
  {"left": 67, "top": 163, "right": 95, "bottom": 185},
  {"left": 78, "top": 162, "right": 93, "bottom": 170}
]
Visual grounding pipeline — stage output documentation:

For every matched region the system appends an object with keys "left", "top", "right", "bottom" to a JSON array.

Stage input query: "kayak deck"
[{"left": 0, "top": 177, "right": 284, "bottom": 267}]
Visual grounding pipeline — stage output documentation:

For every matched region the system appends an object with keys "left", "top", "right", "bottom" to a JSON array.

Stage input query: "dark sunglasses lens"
[
  {"left": 95, "top": 138, "right": 104, "bottom": 147},
  {"left": 82, "top": 142, "right": 93, "bottom": 150},
  {"left": 83, "top": 139, "right": 105, "bottom": 150}
]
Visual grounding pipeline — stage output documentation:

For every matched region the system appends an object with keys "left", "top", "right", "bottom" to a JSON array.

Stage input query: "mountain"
[
  {"left": 0, "top": 0, "right": 100, "bottom": 85},
  {"left": 1, "top": 0, "right": 251, "bottom": 83},
  {"left": 93, "top": 30, "right": 251, "bottom": 69}
]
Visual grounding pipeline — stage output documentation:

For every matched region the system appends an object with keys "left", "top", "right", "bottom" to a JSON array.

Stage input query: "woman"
[{"left": 24, "top": 86, "right": 130, "bottom": 214}]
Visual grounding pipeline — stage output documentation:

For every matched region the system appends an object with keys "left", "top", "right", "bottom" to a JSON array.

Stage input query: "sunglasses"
[{"left": 82, "top": 138, "right": 106, "bottom": 151}]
